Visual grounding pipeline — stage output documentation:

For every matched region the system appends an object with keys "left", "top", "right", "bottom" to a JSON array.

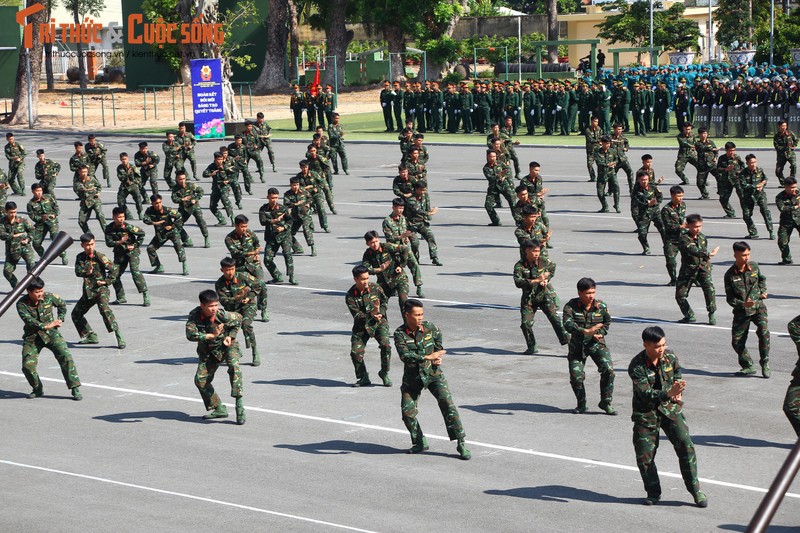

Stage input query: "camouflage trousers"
[
  {"left": 9, "top": 162, "right": 25, "bottom": 195},
  {"left": 401, "top": 373, "right": 465, "bottom": 446},
  {"left": 264, "top": 237, "right": 294, "bottom": 280},
  {"left": 742, "top": 194, "right": 774, "bottom": 237},
  {"left": 674, "top": 155, "right": 698, "bottom": 184},
  {"left": 310, "top": 192, "right": 328, "bottom": 231},
  {"left": 113, "top": 249, "right": 148, "bottom": 298},
  {"left": 633, "top": 412, "right": 701, "bottom": 500},
  {"left": 40, "top": 177, "right": 57, "bottom": 196},
  {"left": 378, "top": 278, "right": 409, "bottom": 318},
  {"left": 238, "top": 262, "right": 268, "bottom": 312},
  {"left": 4, "top": 246, "right": 36, "bottom": 288},
  {"left": 634, "top": 212, "right": 665, "bottom": 253},
  {"left": 321, "top": 182, "right": 335, "bottom": 213},
  {"left": 93, "top": 159, "right": 111, "bottom": 186},
  {"left": 714, "top": 179, "right": 737, "bottom": 218},
  {"left": 31, "top": 222, "right": 68, "bottom": 264},
  {"left": 732, "top": 309, "right": 770, "bottom": 370},
  {"left": 616, "top": 158, "right": 633, "bottom": 192},
  {"left": 410, "top": 223, "right": 439, "bottom": 262},
  {"left": 676, "top": 271, "right": 716, "bottom": 319},
  {"left": 232, "top": 165, "right": 253, "bottom": 194},
  {"left": 586, "top": 150, "right": 596, "bottom": 181},
  {"left": 22, "top": 333, "right": 80, "bottom": 391},
  {"left": 776, "top": 152, "right": 797, "bottom": 186},
  {"left": 78, "top": 201, "right": 107, "bottom": 235},
  {"left": 142, "top": 170, "right": 159, "bottom": 196},
  {"left": 181, "top": 152, "right": 197, "bottom": 180},
  {"left": 777, "top": 221, "right": 799, "bottom": 263},
  {"left": 235, "top": 301, "right": 258, "bottom": 351},
  {"left": 228, "top": 174, "right": 243, "bottom": 206},
  {"left": 406, "top": 247, "right": 423, "bottom": 287},
  {"left": 246, "top": 150, "right": 264, "bottom": 178},
  {"left": 695, "top": 165, "right": 716, "bottom": 199},
  {"left": 178, "top": 205, "right": 209, "bottom": 241},
  {"left": 71, "top": 288, "right": 119, "bottom": 337},
  {"left": 568, "top": 341, "right": 614, "bottom": 408},
  {"left": 118, "top": 186, "right": 144, "bottom": 220},
  {"left": 520, "top": 294, "right": 570, "bottom": 352},
  {"left": 163, "top": 158, "right": 184, "bottom": 187},
  {"left": 485, "top": 182, "right": 515, "bottom": 226},
  {"left": 210, "top": 186, "right": 234, "bottom": 223},
  {"left": 507, "top": 146, "right": 521, "bottom": 177},
  {"left": 195, "top": 348, "right": 242, "bottom": 411},
  {"left": 147, "top": 231, "right": 186, "bottom": 267},
  {"left": 330, "top": 144, "right": 348, "bottom": 173},
  {"left": 783, "top": 315, "right": 800, "bottom": 435},
  {"left": 350, "top": 325, "right": 391, "bottom": 380},
  {"left": 663, "top": 238, "right": 680, "bottom": 284},
  {"left": 260, "top": 140, "right": 275, "bottom": 166},
  {"left": 596, "top": 172, "right": 620, "bottom": 211}
]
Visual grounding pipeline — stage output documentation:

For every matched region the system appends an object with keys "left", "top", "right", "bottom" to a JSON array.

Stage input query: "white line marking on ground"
[
  {"left": 2, "top": 371, "right": 797, "bottom": 499},
  {"left": 0, "top": 459, "right": 380, "bottom": 532}
]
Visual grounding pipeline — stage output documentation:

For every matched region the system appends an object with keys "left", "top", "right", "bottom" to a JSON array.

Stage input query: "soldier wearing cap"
[{"left": 290, "top": 84, "right": 305, "bottom": 131}]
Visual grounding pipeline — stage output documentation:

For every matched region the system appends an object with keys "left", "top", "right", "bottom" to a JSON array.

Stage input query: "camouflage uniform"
[
  {"left": 715, "top": 153, "right": 744, "bottom": 218},
  {"left": 225, "top": 229, "right": 268, "bottom": 315},
  {"left": 220, "top": 154, "right": 242, "bottom": 208},
  {"left": 5, "top": 140, "right": 26, "bottom": 195},
  {"left": 676, "top": 230, "right": 716, "bottom": 321},
  {"left": 520, "top": 173, "right": 550, "bottom": 227},
  {"left": 185, "top": 307, "right": 243, "bottom": 412},
  {"left": 253, "top": 119, "right": 276, "bottom": 171},
  {"left": 69, "top": 151, "right": 94, "bottom": 195},
  {"left": 86, "top": 141, "right": 110, "bottom": 187},
  {"left": 629, "top": 349, "right": 703, "bottom": 503},
  {"left": 327, "top": 123, "right": 348, "bottom": 174},
  {"left": 0, "top": 169, "right": 7, "bottom": 216},
  {"left": 724, "top": 261, "right": 770, "bottom": 372},
  {"left": 240, "top": 130, "right": 262, "bottom": 183},
  {"left": 203, "top": 161, "right": 234, "bottom": 225},
  {"left": 661, "top": 200, "right": 686, "bottom": 285},
  {"left": 71, "top": 250, "right": 121, "bottom": 339},
  {"left": 694, "top": 138, "right": 718, "bottom": 200},
  {"left": 176, "top": 130, "right": 197, "bottom": 179},
  {"left": 631, "top": 182, "right": 664, "bottom": 254},
  {"left": 774, "top": 130, "right": 798, "bottom": 186},
  {"left": 514, "top": 219, "right": 550, "bottom": 260},
  {"left": 776, "top": 187, "right": 800, "bottom": 263},
  {"left": 143, "top": 205, "right": 186, "bottom": 271},
  {"left": 27, "top": 193, "right": 68, "bottom": 264},
  {"left": 17, "top": 292, "right": 80, "bottom": 393},
  {"left": 563, "top": 297, "right": 614, "bottom": 411},
  {"left": 75, "top": 176, "right": 107, "bottom": 234},
  {"left": 228, "top": 140, "right": 254, "bottom": 194},
  {"left": 783, "top": 315, "right": 800, "bottom": 435},
  {"left": 134, "top": 149, "right": 160, "bottom": 196},
  {"left": 116, "top": 162, "right": 145, "bottom": 220},
  {"left": 483, "top": 161, "right": 515, "bottom": 226},
  {"left": 0, "top": 214, "right": 36, "bottom": 287},
  {"left": 284, "top": 185, "right": 315, "bottom": 252},
  {"left": 216, "top": 272, "right": 261, "bottom": 361},
  {"left": 104, "top": 221, "right": 148, "bottom": 302},
  {"left": 499, "top": 126, "right": 521, "bottom": 178},
  {"left": 306, "top": 154, "right": 335, "bottom": 211},
  {"left": 611, "top": 132, "right": 633, "bottom": 191},
  {"left": 675, "top": 133, "right": 698, "bottom": 185},
  {"left": 738, "top": 166, "right": 774, "bottom": 239},
  {"left": 584, "top": 126, "right": 602, "bottom": 182},
  {"left": 383, "top": 212, "right": 423, "bottom": 288},
  {"left": 392, "top": 173, "right": 415, "bottom": 201},
  {"left": 405, "top": 192, "right": 440, "bottom": 264},
  {"left": 171, "top": 180, "right": 209, "bottom": 246},
  {"left": 34, "top": 158, "right": 61, "bottom": 195},
  {"left": 362, "top": 242, "right": 410, "bottom": 316},
  {"left": 394, "top": 321, "right": 466, "bottom": 449},
  {"left": 258, "top": 202, "right": 294, "bottom": 282},
  {"left": 299, "top": 169, "right": 329, "bottom": 231},
  {"left": 593, "top": 147, "right": 619, "bottom": 212},
  {"left": 346, "top": 281, "right": 392, "bottom": 384},
  {"left": 162, "top": 140, "right": 184, "bottom": 187},
  {"left": 513, "top": 256, "right": 570, "bottom": 353}
]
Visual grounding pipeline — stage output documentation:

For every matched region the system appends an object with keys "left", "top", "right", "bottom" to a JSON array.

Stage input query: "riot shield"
[
  {"left": 710, "top": 104, "right": 726, "bottom": 137},
  {"left": 693, "top": 104, "right": 710, "bottom": 130},
  {"left": 747, "top": 105, "right": 766, "bottom": 138},
  {"left": 788, "top": 105, "right": 800, "bottom": 137},
  {"left": 727, "top": 105, "right": 746, "bottom": 137},
  {"left": 766, "top": 105, "right": 784, "bottom": 136}
]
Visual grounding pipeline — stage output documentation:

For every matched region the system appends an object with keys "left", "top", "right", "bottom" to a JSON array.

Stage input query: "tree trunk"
[
  {"left": 546, "top": 0, "right": 558, "bottom": 63},
  {"left": 177, "top": 0, "right": 201, "bottom": 85},
  {"left": 384, "top": 23, "right": 406, "bottom": 82},
  {"left": 323, "top": 0, "right": 350, "bottom": 88},
  {"left": 424, "top": 0, "right": 468, "bottom": 80},
  {"left": 288, "top": 0, "right": 300, "bottom": 83},
  {"left": 44, "top": 42, "right": 54, "bottom": 90},
  {"left": 73, "top": 4, "right": 87, "bottom": 89},
  {"left": 3, "top": 0, "right": 48, "bottom": 125},
  {"left": 254, "top": 0, "right": 289, "bottom": 93}
]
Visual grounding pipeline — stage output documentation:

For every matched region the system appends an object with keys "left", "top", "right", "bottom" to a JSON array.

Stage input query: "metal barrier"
[
  {"left": 140, "top": 84, "right": 188, "bottom": 122},
  {"left": 67, "top": 87, "right": 118, "bottom": 126},
  {"left": 231, "top": 82, "right": 254, "bottom": 116}
]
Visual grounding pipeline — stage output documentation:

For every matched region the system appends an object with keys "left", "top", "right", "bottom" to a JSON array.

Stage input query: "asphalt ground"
[{"left": 1, "top": 133, "right": 799, "bottom": 532}]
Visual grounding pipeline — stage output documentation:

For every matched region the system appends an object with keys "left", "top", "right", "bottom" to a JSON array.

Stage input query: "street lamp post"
[
  {"left": 649, "top": 0, "right": 654, "bottom": 66},
  {"left": 770, "top": 0, "right": 775, "bottom": 65}
]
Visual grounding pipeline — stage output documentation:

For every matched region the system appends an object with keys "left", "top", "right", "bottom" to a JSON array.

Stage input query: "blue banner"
[{"left": 190, "top": 58, "right": 225, "bottom": 139}]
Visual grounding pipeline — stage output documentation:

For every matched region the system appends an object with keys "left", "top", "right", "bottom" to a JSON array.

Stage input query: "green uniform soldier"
[
  {"left": 694, "top": 127, "right": 718, "bottom": 200},
  {"left": 5, "top": 132, "right": 26, "bottom": 195},
  {"left": 327, "top": 113, "right": 349, "bottom": 175},
  {"left": 259, "top": 188, "right": 297, "bottom": 285},
  {"left": 316, "top": 89, "right": 326, "bottom": 129},
  {"left": 715, "top": 142, "right": 744, "bottom": 218},
  {"left": 17, "top": 277, "right": 82, "bottom": 400},
  {"left": 500, "top": 118, "right": 522, "bottom": 179},
  {"left": 304, "top": 85, "right": 317, "bottom": 130},
  {"left": 675, "top": 124, "right": 698, "bottom": 185},
  {"left": 519, "top": 161, "right": 550, "bottom": 228},
  {"left": 186, "top": 289, "right": 245, "bottom": 425},
  {"left": 483, "top": 150, "right": 515, "bottom": 226},
  {"left": 629, "top": 326, "right": 707, "bottom": 508},
  {"left": 284, "top": 176, "right": 316, "bottom": 256},
  {"left": 380, "top": 81, "right": 395, "bottom": 131},
  {"left": 611, "top": 123, "right": 633, "bottom": 191},
  {"left": 254, "top": 112, "right": 277, "bottom": 172},
  {"left": 69, "top": 141, "right": 94, "bottom": 195},
  {"left": 631, "top": 83, "right": 647, "bottom": 136},
  {"left": 676, "top": 213, "right": 719, "bottom": 324},
  {"left": 653, "top": 82, "right": 671, "bottom": 133},
  {"left": 513, "top": 239, "right": 570, "bottom": 354},
  {"left": 346, "top": 265, "right": 392, "bottom": 387},
  {"left": 405, "top": 181, "right": 442, "bottom": 266},
  {"left": 661, "top": 185, "right": 687, "bottom": 286},
  {"left": 0, "top": 201, "right": 36, "bottom": 288},
  {"left": 86, "top": 134, "right": 110, "bottom": 187},
  {"left": 394, "top": 299, "right": 471, "bottom": 460},
  {"left": 143, "top": 194, "right": 188, "bottom": 275},
  {"left": 322, "top": 84, "right": 337, "bottom": 125},
  {"left": 105, "top": 206, "right": 150, "bottom": 307},
  {"left": 162, "top": 131, "right": 184, "bottom": 188},
  {"left": 383, "top": 198, "right": 424, "bottom": 297},
  {"left": 306, "top": 146, "right": 335, "bottom": 215},
  {"left": 739, "top": 154, "right": 775, "bottom": 240},
  {"left": 631, "top": 169, "right": 665, "bottom": 255},
  {"left": 72, "top": 233, "right": 126, "bottom": 348},
  {"left": 459, "top": 85, "right": 474, "bottom": 133},
  {"left": 0, "top": 168, "right": 7, "bottom": 217},
  {"left": 776, "top": 177, "right": 800, "bottom": 264},
  {"left": 27, "top": 183, "right": 68, "bottom": 265},
  {"left": 584, "top": 116, "right": 603, "bottom": 182},
  {"left": 242, "top": 121, "right": 264, "bottom": 183},
  {"left": 594, "top": 135, "right": 620, "bottom": 213},
  {"left": 391, "top": 81, "right": 404, "bottom": 130},
  {"left": 362, "top": 230, "right": 410, "bottom": 316},
  {"left": 774, "top": 120, "right": 797, "bottom": 186},
  {"left": 216, "top": 257, "right": 262, "bottom": 366},
  {"left": 75, "top": 165, "right": 107, "bottom": 235},
  {"left": 392, "top": 165, "right": 415, "bottom": 201},
  {"left": 563, "top": 277, "right": 616, "bottom": 415},
  {"left": 515, "top": 205, "right": 551, "bottom": 260},
  {"left": 134, "top": 141, "right": 160, "bottom": 196},
  {"left": 225, "top": 214, "right": 269, "bottom": 322},
  {"left": 724, "top": 241, "right": 771, "bottom": 377},
  {"left": 176, "top": 123, "right": 197, "bottom": 180},
  {"left": 171, "top": 170, "right": 210, "bottom": 248},
  {"left": 405, "top": 149, "right": 427, "bottom": 185},
  {"left": 577, "top": 83, "right": 593, "bottom": 134},
  {"left": 227, "top": 134, "right": 254, "bottom": 194},
  {"left": 297, "top": 158, "right": 330, "bottom": 232},
  {"left": 595, "top": 82, "right": 612, "bottom": 133},
  {"left": 783, "top": 315, "right": 800, "bottom": 435},
  {"left": 34, "top": 149, "right": 61, "bottom": 195},
  {"left": 218, "top": 146, "right": 244, "bottom": 210},
  {"left": 290, "top": 84, "right": 305, "bottom": 131},
  {"left": 203, "top": 152, "right": 235, "bottom": 226},
  {"left": 117, "top": 152, "right": 145, "bottom": 221}
]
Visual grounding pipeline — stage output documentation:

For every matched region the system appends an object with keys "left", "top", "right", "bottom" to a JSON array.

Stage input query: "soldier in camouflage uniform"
[
  {"left": 563, "top": 277, "right": 616, "bottom": 415},
  {"left": 242, "top": 121, "right": 264, "bottom": 183},
  {"left": 394, "top": 299, "right": 470, "bottom": 460},
  {"left": 724, "top": 241, "right": 771, "bottom": 377},
  {"left": 34, "top": 149, "right": 61, "bottom": 195},
  {"left": 631, "top": 170, "right": 664, "bottom": 255},
  {"left": 739, "top": 154, "right": 775, "bottom": 240},
  {"left": 134, "top": 141, "right": 160, "bottom": 196},
  {"left": 776, "top": 177, "right": 800, "bottom": 264},
  {"left": 254, "top": 112, "right": 276, "bottom": 172},
  {"left": 584, "top": 116, "right": 602, "bottom": 182},
  {"left": 715, "top": 142, "right": 744, "bottom": 219},
  {"left": 0, "top": 201, "right": 36, "bottom": 288},
  {"left": 346, "top": 265, "right": 392, "bottom": 387},
  {"left": 694, "top": 127, "right": 718, "bottom": 200},
  {"left": 176, "top": 123, "right": 198, "bottom": 180},
  {"left": 362, "top": 230, "right": 410, "bottom": 317},
  {"left": 259, "top": 188, "right": 297, "bottom": 285},
  {"left": 69, "top": 141, "right": 93, "bottom": 196},
  {"left": 27, "top": 183, "right": 68, "bottom": 265},
  {"left": 483, "top": 150, "right": 515, "bottom": 227},
  {"left": 5, "top": 132, "right": 26, "bottom": 195},
  {"left": 162, "top": 131, "right": 183, "bottom": 188},
  {"left": 0, "top": 167, "right": 8, "bottom": 216},
  {"left": 519, "top": 161, "right": 550, "bottom": 228},
  {"left": 143, "top": 194, "right": 188, "bottom": 275},
  {"left": 16, "top": 277, "right": 82, "bottom": 400},
  {"left": 515, "top": 206, "right": 551, "bottom": 260},
  {"left": 297, "top": 158, "right": 329, "bottom": 233},
  {"left": 225, "top": 214, "right": 269, "bottom": 322},
  {"left": 783, "top": 315, "right": 800, "bottom": 435},
  {"left": 774, "top": 120, "right": 797, "bottom": 186},
  {"left": 594, "top": 136, "right": 620, "bottom": 213},
  {"left": 116, "top": 152, "right": 145, "bottom": 221},
  {"left": 171, "top": 170, "right": 209, "bottom": 249},
  {"left": 629, "top": 326, "right": 707, "bottom": 508},
  {"left": 676, "top": 214, "right": 719, "bottom": 324},
  {"left": 75, "top": 165, "right": 107, "bottom": 234},
  {"left": 383, "top": 198, "right": 424, "bottom": 298},
  {"left": 86, "top": 134, "right": 110, "bottom": 187},
  {"left": 71, "top": 233, "right": 126, "bottom": 348},
  {"left": 405, "top": 181, "right": 442, "bottom": 266},
  {"left": 513, "top": 239, "right": 570, "bottom": 355},
  {"left": 105, "top": 206, "right": 150, "bottom": 307},
  {"left": 284, "top": 176, "right": 315, "bottom": 256},
  {"left": 203, "top": 152, "right": 234, "bottom": 226},
  {"left": 327, "top": 113, "right": 349, "bottom": 175},
  {"left": 674, "top": 123, "right": 698, "bottom": 186},
  {"left": 306, "top": 145, "right": 335, "bottom": 214},
  {"left": 186, "top": 289, "right": 245, "bottom": 425},
  {"left": 217, "top": 146, "right": 243, "bottom": 210},
  {"left": 661, "top": 185, "right": 686, "bottom": 286},
  {"left": 216, "top": 257, "right": 262, "bottom": 367},
  {"left": 610, "top": 123, "right": 633, "bottom": 192},
  {"left": 227, "top": 134, "right": 254, "bottom": 194}
]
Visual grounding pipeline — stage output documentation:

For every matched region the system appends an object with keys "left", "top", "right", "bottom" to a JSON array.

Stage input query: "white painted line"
[
  {"left": 0, "top": 459, "right": 380, "bottom": 533},
  {"left": 2, "top": 371, "right": 797, "bottom": 500}
]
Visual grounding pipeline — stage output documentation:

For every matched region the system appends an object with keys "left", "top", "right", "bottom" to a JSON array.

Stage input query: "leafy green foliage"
[
  {"left": 595, "top": 0, "right": 700, "bottom": 53},
  {"left": 714, "top": 0, "right": 770, "bottom": 50},
  {"left": 753, "top": 9, "right": 800, "bottom": 65}
]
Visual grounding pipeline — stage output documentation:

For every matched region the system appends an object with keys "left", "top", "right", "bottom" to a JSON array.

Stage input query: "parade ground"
[{"left": 1, "top": 133, "right": 798, "bottom": 532}]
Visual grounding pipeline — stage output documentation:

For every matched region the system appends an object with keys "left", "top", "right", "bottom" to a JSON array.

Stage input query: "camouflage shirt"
[
  {"left": 631, "top": 184, "right": 663, "bottom": 219},
  {"left": 258, "top": 202, "right": 292, "bottom": 242},
  {"left": 162, "top": 141, "right": 182, "bottom": 163},
  {"left": 563, "top": 297, "right": 611, "bottom": 348},
  {"left": 773, "top": 130, "right": 798, "bottom": 155},
  {"left": 392, "top": 175, "right": 415, "bottom": 199},
  {"left": 86, "top": 141, "right": 107, "bottom": 165},
  {"left": 328, "top": 124, "right": 345, "bottom": 146},
  {"left": 104, "top": 221, "right": 146, "bottom": 255},
  {"left": 284, "top": 188, "right": 311, "bottom": 219},
  {"left": 35, "top": 159, "right": 61, "bottom": 184},
  {"left": 628, "top": 349, "right": 683, "bottom": 423},
  {"left": 203, "top": 162, "right": 232, "bottom": 190},
  {"left": 75, "top": 250, "right": 117, "bottom": 299},
  {"left": 117, "top": 163, "right": 142, "bottom": 189},
  {"left": 27, "top": 195, "right": 60, "bottom": 227},
  {"left": 513, "top": 257, "right": 557, "bottom": 302},
  {"left": 176, "top": 132, "right": 196, "bottom": 154},
  {"left": 362, "top": 242, "right": 409, "bottom": 288},
  {"left": 383, "top": 214, "right": 412, "bottom": 245},
  {"left": 694, "top": 138, "right": 718, "bottom": 168},
  {"left": 716, "top": 154, "right": 745, "bottom": 189},
  {"left": 225, "top": 229, "right": 262, "bottom": 269},
  {"left": 69, "top": 151, "right": 94, "bottom": 179},
  {"left": 593, "top": 147, "right": 617, "bottom": 178},
  {"left": 678, "top": 230, "right": 713, "bottom": 274},
  {"left": 143, "top": 206, "right": 182, "bottom": 237},
  {"left": 676, "top": 133, "right": 698, "bottom": 158},
  {"left": 215, "top": 272, "right": 260, "bottom": 312},
  {"left": 134, "top": 150, "right": 160, "bottom": 175},
  {"left": 738, "top": 166, "right": 769, "bottom": 201},
  {"left": 0, "top": 215, "right": 34, "bottom": 253},
  {"left": 776, "top": 190, "right": 800, "bottom": 225},
  {"left": 404, "top": 193, "right": 432, "bottom": 228},
  {"left": 4, "top": 141, "right": 25, "bottom": 165},
  {"left": 16, "top": 292, "right": 67, "bottom": 343},
  {"left": 724, "top": 261, "right": 767, "bottom": 315},
  {"left": 185, "top": 307, "right": 241, "bottom": 360},
  {"left": 345, "top": 281, "right": 388, "bottom": 336},
  {"left": 171, "top": 182, "right": 204, "bottom": 212},
  {"left": 660, "top": 201, "right": 686, "bottom": 241},
  {"left": 394, "top": 320, "right": 444, "bottom": 388}
]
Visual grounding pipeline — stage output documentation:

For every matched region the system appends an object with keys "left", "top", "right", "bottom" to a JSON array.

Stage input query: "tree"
[
  {"left": 3, "top": 0, "right": 49, "bottom": 125},
  {"left": 545, "top": 0, "right": 557, "bottom": 62},
  {"left": 753, "top": 9, "right": 800, "bottom": 64},
  {"left": 308, "top": 0, "right": 354, "bottom": 88},
  {"left": 61, "top": 0, "right": 105, "bottom": 89},
  {"left": 714, "top": 0, "right": 771, "bottom": 50},
  {"left": 254, "top": 0, "right": 289, "bottom": 92}
]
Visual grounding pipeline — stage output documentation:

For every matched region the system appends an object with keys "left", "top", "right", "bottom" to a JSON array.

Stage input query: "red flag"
[{"left": 312, "top": 63, "right": 321, "bottom": 96}]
